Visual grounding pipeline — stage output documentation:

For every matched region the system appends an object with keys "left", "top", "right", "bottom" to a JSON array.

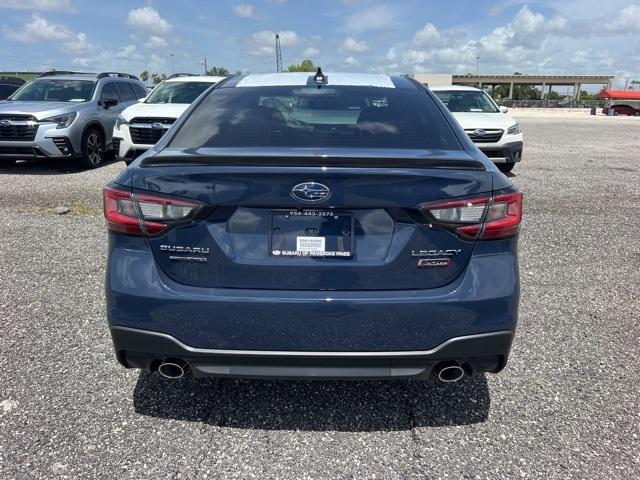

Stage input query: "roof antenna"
[{"left": 313, "top": 67, "right": 327, "bottom": 88}]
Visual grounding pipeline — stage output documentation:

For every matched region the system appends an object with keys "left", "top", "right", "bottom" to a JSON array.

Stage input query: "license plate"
[{"left": 269, "top": 210, "right": 354, "bottom": 258}]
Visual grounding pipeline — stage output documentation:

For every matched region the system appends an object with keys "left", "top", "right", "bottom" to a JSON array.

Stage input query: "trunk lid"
[{"left": 128, "top": 150, "right": 494, "bottom": 291}]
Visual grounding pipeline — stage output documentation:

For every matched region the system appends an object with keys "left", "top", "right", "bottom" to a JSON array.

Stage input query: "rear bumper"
[
  {"left": 111, "top": 326, "right": 514, "bottom": 379},
  {"left": 478, "top": 140, "right": 523, "bottom": 164}
]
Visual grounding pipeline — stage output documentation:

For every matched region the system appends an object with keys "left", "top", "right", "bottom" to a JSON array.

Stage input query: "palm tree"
[{"left": 140, "top": 70, "right": 149, "bottom": 85}]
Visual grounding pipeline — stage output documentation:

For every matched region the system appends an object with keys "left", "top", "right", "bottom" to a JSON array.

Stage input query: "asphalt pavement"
[{"left": 1, "top": 113, "right": 639, "bottom": 479}]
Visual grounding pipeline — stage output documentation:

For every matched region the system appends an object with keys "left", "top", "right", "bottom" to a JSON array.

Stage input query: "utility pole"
[
  {"left": 170, "top": 53, "right": 175, "bottom": 74},
  {"left": 475, "top": 56, "right": 480, "bottom": 76},
  {"left": 275, "top": 34, "right": 283, "bottom": 73},
  {"left": 202, "top": 57, "right": 208, "bottom": 75}
]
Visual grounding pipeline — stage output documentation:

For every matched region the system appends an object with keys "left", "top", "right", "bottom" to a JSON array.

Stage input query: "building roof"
[{"left": 595, "top": 89, "right": 640, "bottom": 100}]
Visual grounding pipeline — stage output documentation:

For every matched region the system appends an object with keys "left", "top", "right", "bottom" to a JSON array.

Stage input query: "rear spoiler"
[{"left": 140, "top": 155, "right": 486, "bottom": 171}]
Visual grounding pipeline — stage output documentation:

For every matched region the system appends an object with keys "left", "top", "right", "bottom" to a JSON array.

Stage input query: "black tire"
[
  {"left": 80, "top": 128, "right": 105, "bottom": 169},
  {"left": 497, "top": 163, "right": 515, "bottom": 174},
  {"left": 0, "top": 159, "right": 15, "bottom": 168}
]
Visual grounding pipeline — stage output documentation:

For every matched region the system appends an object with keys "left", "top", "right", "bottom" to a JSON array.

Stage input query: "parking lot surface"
[{"left": 1, "top": 114, "right": 639, "bottom": 479}]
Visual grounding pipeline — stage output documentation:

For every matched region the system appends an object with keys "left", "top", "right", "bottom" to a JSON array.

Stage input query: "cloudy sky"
[{"left": 0, "top": 0, "right": 638, "bottom": 88}]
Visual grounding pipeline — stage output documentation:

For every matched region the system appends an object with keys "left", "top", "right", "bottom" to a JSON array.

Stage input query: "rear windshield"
[{"left": 168, "top": 86, "right": 459, "bottom": 149}]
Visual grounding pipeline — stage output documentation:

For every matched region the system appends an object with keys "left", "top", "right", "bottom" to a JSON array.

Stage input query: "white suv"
[
  {"left": 113, "top": 74, "right": 225, "bottom": 164},
  {"left": 431, "top": 85, "right": 523, "bottom": 173}
]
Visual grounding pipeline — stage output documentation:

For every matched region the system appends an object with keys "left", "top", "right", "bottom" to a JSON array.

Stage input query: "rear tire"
[
  {"left": 80, "top": 128, "right": 105, "bottom": 169},
  {"left": 497, "top": 163, "right": 515, "bottom": 174}
]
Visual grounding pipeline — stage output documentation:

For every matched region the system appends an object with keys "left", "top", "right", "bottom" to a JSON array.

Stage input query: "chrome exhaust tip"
[
  {"left": 436, "top": 364, "right": 465, "bottom": 383},
  {"left": 158, "top": 359, "right": 187, "bottom": 379}
]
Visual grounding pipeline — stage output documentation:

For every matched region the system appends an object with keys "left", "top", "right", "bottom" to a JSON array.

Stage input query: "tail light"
[
  {"left": 103, "top": 186, "right": 204, "bottom": 236},
  {"left": 420, "top": 190, "right": 522, "bottom": 240}
]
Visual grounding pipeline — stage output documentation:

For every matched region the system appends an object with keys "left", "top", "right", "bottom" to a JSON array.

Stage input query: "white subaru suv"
[
  {"left": 431, "top": 85, "right": 523, "bottom": 173},
  {"left": 113, "top": 74, "right": 225, "bottom": 164}
]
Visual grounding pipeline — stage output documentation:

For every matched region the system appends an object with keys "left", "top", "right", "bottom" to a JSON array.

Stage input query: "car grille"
[
  {"left": 464, "top": 129, "right": 504, "bottom": 143},
  {"left": 112, "top": 137, "right": 121, "bottom": 154},
  {"left": 129, "top": 117, "right": 175, "bottom": 145},
  {"left": 0, "top": 115, "right": 38, "bottom": 141}
]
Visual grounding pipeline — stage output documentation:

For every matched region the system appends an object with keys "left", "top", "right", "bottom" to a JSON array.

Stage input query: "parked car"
[
  {"left": 431, "top": 85, "right": 523, "bottom": 174},
  {"left": 104, "top": 71, "right": 522, "bottom": 383},
  {"left": 0, "top": 76, "right": 25, "bottom": 100},
  {"left": 0, "top": 71, "right": 146, "bottom": 168},
  {"left": 113, "top": 73, "right": 225, "bottom": 165},
  {"left": 602, "top": 104, "right": 640, "bottom": 116}
]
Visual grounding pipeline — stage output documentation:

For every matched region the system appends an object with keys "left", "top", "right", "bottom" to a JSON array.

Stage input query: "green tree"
[
  {"left": 287, "top": 59, "right": 316, "bottom": 72},
  {"left": 151, "top": 73, "right": 166, "bottom": 86},
  {"left": 206, "top": 66, "right": 230, "bottom": 76},
  {"left": 140, "top": 70, "right": 149, "bottom": 85}
]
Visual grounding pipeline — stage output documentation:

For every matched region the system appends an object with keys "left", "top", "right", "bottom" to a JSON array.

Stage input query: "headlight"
[
  {"left": 507, "top": 123, "right": 521, "bottom": 135},
  {"left": 41, "top": 112, "right": 77, "bottom": 129},
  {"left": 115, "top": 115, "right": 128, "bottom": 130}
]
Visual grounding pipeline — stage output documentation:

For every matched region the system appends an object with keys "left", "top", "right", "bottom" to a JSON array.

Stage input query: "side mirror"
[
  {"left": 499, "top": 106, "right": 509, "bottom": 113},
  {"left": 103, "top": 96, "right": 119, "bottom": 108}
]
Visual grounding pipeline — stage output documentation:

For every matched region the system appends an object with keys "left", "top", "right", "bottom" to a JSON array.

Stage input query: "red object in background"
[{"left": 596, "top": 89, "right": 640, "bottom": 100}]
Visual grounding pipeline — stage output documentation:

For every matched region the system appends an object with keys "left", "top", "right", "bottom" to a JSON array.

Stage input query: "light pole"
[
  {"left": 475, "top": 56, "right": 480, "bottom": 76},
  {"left": 170, "top": 53, "right": 175, "bottom": 74}
]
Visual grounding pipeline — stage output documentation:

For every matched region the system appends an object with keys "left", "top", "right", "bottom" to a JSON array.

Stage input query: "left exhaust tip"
[{"left": 158, "top": 359, "right": 187, "bottom": 379}]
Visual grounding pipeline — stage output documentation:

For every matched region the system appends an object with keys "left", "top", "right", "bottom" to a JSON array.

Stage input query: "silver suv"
[{"left": 0, "top": 71, "right": 146, "bottom": 169}]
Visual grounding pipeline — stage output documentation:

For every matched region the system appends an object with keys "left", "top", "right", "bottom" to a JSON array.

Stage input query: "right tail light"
[{"left": 420, "top": 190, "right": 522, "bottom": 240}]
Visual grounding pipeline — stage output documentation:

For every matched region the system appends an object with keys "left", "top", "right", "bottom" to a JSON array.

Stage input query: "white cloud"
[
  {"left": 147, "top": 35, "right": 169, "bottom": 49},
  {"left": 126, "top": 6, "right": 172, "bottom": 35},
  {"left": 344, "top": 5, "right": 395, "bottom": 33},
  {"left": 344, "top": 56, "right": 359, "bottom": 66},
  {"left": 233, "top": 3, "right": 255, "bottom": 18},
  {"left": 248, "top": 30, "right": 299, "bottom": 56},
  {"left": 4, "top": 13, "right": 71, "bottom": 42},
  {"left": 62, "top": 32, "right": 92, "bottom": 54},
  {"left": 601, "top": 5, "right": 640, "bottom": 34},
  {"left": 0, "top": 0, "right": 73, "bottom": 11},
  {"left": 3, "top": 13, "right": 92, "bottom": 54},
  {"left": 304, "top": 47, "right": 319, "bottom": 57},
  {"left": 413, "top": 23, "right": 441, "bottom": 47},
  {"left": 340, "top": 36, "right": 369, "bottom": 53}
]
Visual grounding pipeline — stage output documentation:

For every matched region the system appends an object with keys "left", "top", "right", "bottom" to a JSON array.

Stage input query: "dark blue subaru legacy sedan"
[{"left": 104, "top": 71, "right": 522, "bottom": 383}]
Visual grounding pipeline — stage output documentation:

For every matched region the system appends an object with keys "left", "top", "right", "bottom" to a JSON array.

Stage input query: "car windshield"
[
  {"left": 9, "top": 79, "right": 95, "bottom": 102},
  {"left": 168, "top": 85, "right": 459, "bottom": 150},
  {"left": 433, "top": 90, "right": 499, "bottom": 113},
  {"left": 146, "top": 81, "right": 215, "bottom": 104},
  {"left": 0, "top": 84, "right": 20, "bottom": 99}
]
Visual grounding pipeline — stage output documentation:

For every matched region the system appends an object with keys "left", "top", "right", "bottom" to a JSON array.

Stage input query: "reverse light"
[
  {"left": 103, "top": 187, "right": 204, "bottom": 236},
  {"left": 41, "top": 112, "right": 77, "bottom": 129},
  {"left": 420, "top": 191, "right": 522, "bottom": 240},
  {"left": 507, "top": 123, "right": 521, "bottom": 135}
]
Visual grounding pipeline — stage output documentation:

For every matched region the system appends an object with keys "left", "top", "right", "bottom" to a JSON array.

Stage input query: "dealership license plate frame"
[{"left": 269, "top": 209, "right": 355, "bottom": 258}]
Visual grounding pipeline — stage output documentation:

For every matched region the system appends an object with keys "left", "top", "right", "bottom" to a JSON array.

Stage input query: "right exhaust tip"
[{"left": 436, "top": 364, "right": 465, "bottom": 383}]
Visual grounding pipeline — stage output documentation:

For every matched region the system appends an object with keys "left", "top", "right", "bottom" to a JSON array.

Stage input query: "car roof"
[
  {"left": 430, "top": 85, "right": 482, "bottom": 92},
  {"left": 165, "top": 75, "right": 226, "bottom": 84},
  {"left": 233, "top": 72, "right": 398, "bottom": 88}
]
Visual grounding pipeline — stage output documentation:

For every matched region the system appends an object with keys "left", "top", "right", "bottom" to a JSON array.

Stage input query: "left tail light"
[
  {"left": 103, "top": 186, "right": 204, "bottom": 236},
  {"left": 419, "top": 190, "right": 522, "bottom": 241}
]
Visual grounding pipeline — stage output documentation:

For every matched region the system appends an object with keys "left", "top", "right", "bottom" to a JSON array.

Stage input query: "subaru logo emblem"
[
  {"left": 0, "top": 120, "right": 11, "bottom": 127},
  {"left": 151, "top": 123, "right": 164, "bottom": 130},
  {"left": 291, "top": 182, "right": 331, "bottom": 202},
  {"left": 473, "top": 129, "right": 486, "bottom": 137}
]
